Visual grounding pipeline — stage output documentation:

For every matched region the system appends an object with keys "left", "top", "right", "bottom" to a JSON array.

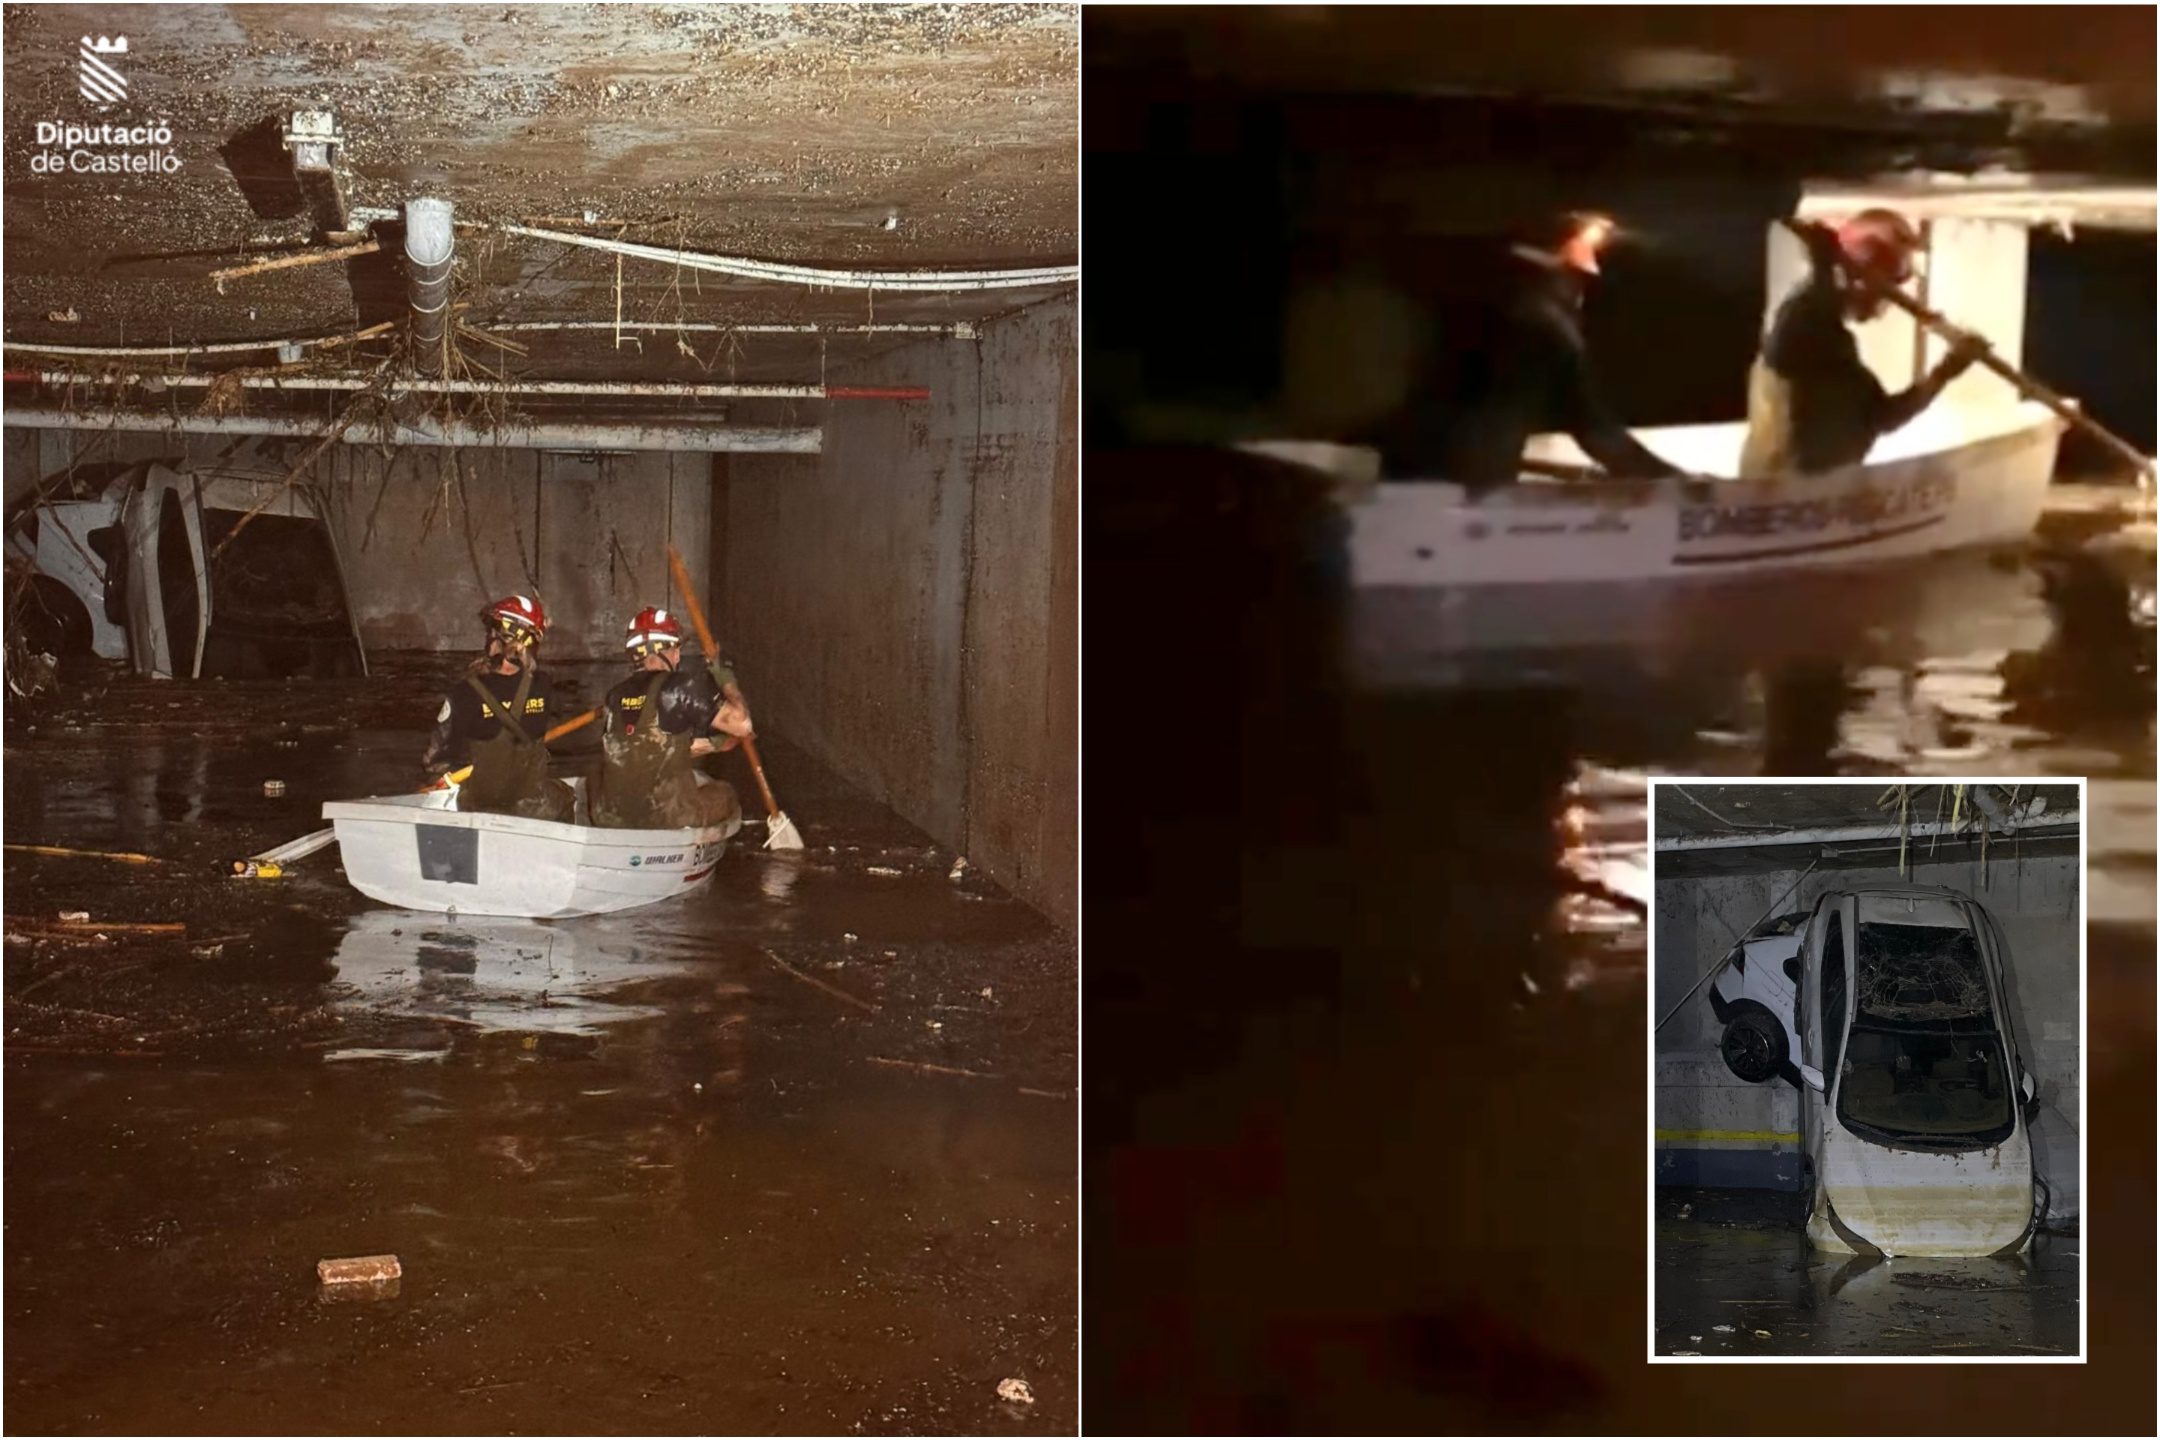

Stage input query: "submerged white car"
[
  {"left": 6, "top": 459, "right": 366, "bottom": 679},
  {"left": 1713, "top": 884, "right": 2041, "bottom": 1258}
]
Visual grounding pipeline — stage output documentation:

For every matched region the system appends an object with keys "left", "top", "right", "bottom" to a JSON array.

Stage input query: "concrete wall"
[
  {"left": 716, "top": 296, "right": 1077, "bottom": 930},
  {"left": 1656, "top": 851, "right": 2083, "bottom": 1220},
  {"left": 3, "top": 428, "right": 711, "bottom": 659}
]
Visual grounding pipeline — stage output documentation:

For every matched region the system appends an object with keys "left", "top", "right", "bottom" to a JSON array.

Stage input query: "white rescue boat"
[{"left": 322, "top": 777, "right": 738, "bottom": 918}]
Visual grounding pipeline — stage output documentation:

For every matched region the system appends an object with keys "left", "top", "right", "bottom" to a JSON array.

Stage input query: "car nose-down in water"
[{"left": 1714, "top": 884, "right": 2042, "bottom": 1258}]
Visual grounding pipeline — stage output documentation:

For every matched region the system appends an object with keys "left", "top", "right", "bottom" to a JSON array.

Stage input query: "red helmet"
[
  {"left": 624, "top": 605, "right": 684, "bottom": 654},
  {"left": 480, "top": 594, "right": 548, "bottom": 641},
  {"left": 1835, "top": 209, "right": 1921, "bottom": 286},
  {"left": 1557, "top": 212, "right": 1616, "bottom": 276}
]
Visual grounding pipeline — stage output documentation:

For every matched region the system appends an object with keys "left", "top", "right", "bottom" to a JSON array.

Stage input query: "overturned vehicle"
[
  {"left": 6, "top": 459, "right": 367, "bottom": 679},
  {"left": 1710, "top": 884, "right": 2042, "bottom": 1258}
]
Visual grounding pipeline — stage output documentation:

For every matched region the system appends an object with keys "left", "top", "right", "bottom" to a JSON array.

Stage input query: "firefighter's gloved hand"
[{"left": 1938, "top": 332, "right": 1989, "bottom": 382}]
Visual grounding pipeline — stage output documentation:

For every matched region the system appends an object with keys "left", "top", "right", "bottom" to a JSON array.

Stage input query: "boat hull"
[
  {"left": 323, "top": 782, "right": 738, "bottom": 918},
  {"left": 1349, "top": 406, "right": 2062, "bottom": 589},
  {"left": 1339, "top": 406, "right": 2063, "bottom": 684}
]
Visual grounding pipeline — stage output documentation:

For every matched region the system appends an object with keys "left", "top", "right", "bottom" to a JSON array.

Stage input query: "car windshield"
[{"left": 1836, "top": 918, "right": 2014, "bottom": 1143}]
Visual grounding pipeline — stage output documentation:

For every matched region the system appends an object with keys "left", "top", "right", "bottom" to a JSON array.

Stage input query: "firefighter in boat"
[
  {"left": 420, "top": 593, "right": 577, "bottom": 823},
  {"left": 1740, "top": 208, "right": 1989, "bottom": 476},
  {"left": 590, "top": 606, "right": 754, "bottom": 832},
  {"left": 1379, "top": 210, "right": 1684, "bottom": 494}
]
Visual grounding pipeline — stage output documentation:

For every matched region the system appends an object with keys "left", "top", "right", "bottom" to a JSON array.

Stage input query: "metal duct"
[{"left": 402, "top": 198, "right": 454, "bottom": 376}]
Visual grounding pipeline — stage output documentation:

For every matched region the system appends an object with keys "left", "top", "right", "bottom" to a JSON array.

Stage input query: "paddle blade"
[{"left": 763, "top": 810, "right": 805, "bottom": 851}]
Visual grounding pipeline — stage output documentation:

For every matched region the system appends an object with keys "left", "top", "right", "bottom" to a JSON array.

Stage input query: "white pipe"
[
  {"left": 4, "top": 333, "right": 367, "bottom": 358},
  {"left": 2, "top": 319, "right": 977, "bottom": 361},
  {"left": 405, "top": 198, "right": 455, "bottom": 376},
  {"left": 498, "top": 224, "right": 1076, "bottom": 292},
  {"left": 21, "top": 370, "right": 893, "bottom": 400},
  {"left": 491, "top": 320, "right": 980, "bottom": 338},
  {"left": 3, "top": 408, "right": 821, "bottom": 453},
  {"left": 1656, "top": 813, "right": 2083, "bottom": 852}
]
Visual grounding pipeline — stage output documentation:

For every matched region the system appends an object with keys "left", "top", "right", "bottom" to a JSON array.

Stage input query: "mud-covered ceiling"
[{"left": 1, "top": 3, "right": 1077, "bottom": 379}]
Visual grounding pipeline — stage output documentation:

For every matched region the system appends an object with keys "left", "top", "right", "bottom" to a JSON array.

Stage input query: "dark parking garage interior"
[{"left": 3, "top": 5, "right": 1075, "bottom": 1434}]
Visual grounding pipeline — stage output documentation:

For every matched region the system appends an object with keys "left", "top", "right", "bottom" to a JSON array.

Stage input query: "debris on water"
[
  {"left": 191, "top": 944, "right": 224, "bottom": 958},
  {"left": 927, "top": 1020, "right": 942, "bottom": 1031},
  {"left": 980, "top": 986, "right": 993, "bottom": 1001},
  {"left": 996, "top": 1378, "right": 1033, "bottom": 1405},
  {"left": 1679, "top": 1203, "right": 1693, "bottom": 1218},
  {"left": 1711, "top": 1324, "right": 1735, "bottom": 1333},
  {"left": 264, "top": 779, "right": 287, "bottom": 797},
  {"left": 1753, "top": 1329, "right": 1772, "bottom": 1339},
  {"left": 949, "top": 857, "right": 969, "bottom": 881},
  {"left": 59, "top": 911, "right": 88, "bottom": 923},
  {"left": 866, "top": 865, "right": 903, "bottom": 877},
  {"left": 1519, "top": 972, "right": 1540, "bottom": 996},
  {"left": 1689, "top": 1335, "right": 1702, "bottom": 1343},
  {"left": 230, "top": 861, "right": 284, "bottom": 879},
  {"left": 318, "top": 1254, "right": 401, "bottom": 1286},
  {"left": 843, "top": 932, "right": 859, "bottom": 943}
]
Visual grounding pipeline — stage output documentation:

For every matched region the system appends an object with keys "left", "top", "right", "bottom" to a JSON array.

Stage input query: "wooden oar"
[
  {"left": 665, "top": 545, "right": 803, "bottom": 851},
  {"left": 1780, "top": 217, "right": 2157, "bottom": 483},
  {"left": 440, "top": 707, "right": 598, "bottom": 787}
]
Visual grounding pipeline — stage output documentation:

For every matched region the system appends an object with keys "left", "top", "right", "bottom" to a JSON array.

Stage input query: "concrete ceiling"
[
  {"left": 1, "top": 3, "right": 1077, "bottom": 379},
  {"left": 1657, "top": 782, "right": 2082, "bottom": 842},
  {"left": 1654, "top": 783, "right": 2084, "bottom": 879}
]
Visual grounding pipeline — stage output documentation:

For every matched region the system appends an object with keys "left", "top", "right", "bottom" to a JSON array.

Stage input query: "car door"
[
  {"left": 1796, "top": 892, "right": 1857, "bottom": 1162},
  {"left": 119, "top": 462, "right": 208, "bottom": 678}
]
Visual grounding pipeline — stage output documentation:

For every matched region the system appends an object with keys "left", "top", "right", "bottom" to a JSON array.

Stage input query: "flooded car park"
[{"left": 3, "top": 664, "right": 1077, "bottom": 1435}]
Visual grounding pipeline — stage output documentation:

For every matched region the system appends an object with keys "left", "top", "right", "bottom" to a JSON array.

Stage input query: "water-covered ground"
[
  {"left": 3, "top": 656, "right": 1075, "bottom": 1435},
  {"left": 1085, "top": 454, "right": 2152, "bottom": 1433},
  {"left": 1653, "top": 1188, "right": 2080, "bottom": 1358}
]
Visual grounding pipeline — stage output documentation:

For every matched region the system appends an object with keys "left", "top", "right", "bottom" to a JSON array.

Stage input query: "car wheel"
[
  {"left": 1719, "top": 1005, "right": 1786, "bottom": 1083},
  {"left": 15, "top": 576, "right": 94, "bottom": 657}
]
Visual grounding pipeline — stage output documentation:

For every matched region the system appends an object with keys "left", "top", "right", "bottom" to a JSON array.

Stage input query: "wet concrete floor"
[
  {"left": 1086, "top": 453, "right": 2152, "bottom": 1432},
  {"left": 4, "top": 654, "right": 1075, "bottom": 1435},
  {"left": 1653, "top": 1188, "right": 2079, "bottom": 1358}
]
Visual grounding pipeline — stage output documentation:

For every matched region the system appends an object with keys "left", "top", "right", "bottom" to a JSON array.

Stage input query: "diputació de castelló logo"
[{"left": 29, "top": 34, "right": 183, "bottom": 174}]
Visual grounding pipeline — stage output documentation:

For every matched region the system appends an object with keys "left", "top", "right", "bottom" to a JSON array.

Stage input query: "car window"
[
  {"left": 1821, "top": 911, "right": 1845, "bottom": 1080},
  {"left": 1836, "top": 917, "right": 2014, "bottom": 1144}
]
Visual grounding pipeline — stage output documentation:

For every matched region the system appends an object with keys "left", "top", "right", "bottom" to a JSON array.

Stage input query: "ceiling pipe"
[
  {"left": 2, "top": 407, "right": 820, "bottom": 454},
  {"left": 497, "top": 223, "right": 1077, "bottom": 292},
  {"left": 490, "top": 321, "right": 980, "bottom": 338},
  {"left": 1654, "top": 813, "right": 2082, "bottom": 852},
  {"left": 403, "top": 198, "right": 455, "bottom": 377},
  {"left": 0, "top": 319, "right": 975, "bottom": 360},
  {"left": 9, "top": 370, "right": 926, "bottom": 401}
]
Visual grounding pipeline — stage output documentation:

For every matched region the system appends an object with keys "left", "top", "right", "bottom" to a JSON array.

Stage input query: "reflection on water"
[
  {"left": 1088, "top": 442, "right": 2150, "bottom": 1428},
  {"left": 1655, "top": 1194, "right": 2080, "bottom": 1357},
  {"left": 328, "top": 910, "right": 702, "bottom": 1040},
  {"left": 1493, "top": 538, "right": 2152, "bottom": 925}
]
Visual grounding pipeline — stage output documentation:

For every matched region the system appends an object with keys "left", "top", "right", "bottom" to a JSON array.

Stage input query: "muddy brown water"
[
  {"left": 1085, "top": 454, "right": 2153, "bottom": 1432},
  {"left": 4, "top": 662, "right": 1074, "bottom": 1435}
]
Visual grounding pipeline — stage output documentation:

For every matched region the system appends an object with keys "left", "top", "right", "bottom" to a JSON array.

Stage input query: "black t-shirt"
[
  {"left": 604, "top": 667, "right": 723, "bottom": 739},
  {"left": 1380, "top": 254, "right": 1679, "bottom": 488},
  {"left": 421, "top": 664, "right": 561, "bottom": 772},
  {"left": 1760, "top": 234, "right": 1900, "bottom": 474}
]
